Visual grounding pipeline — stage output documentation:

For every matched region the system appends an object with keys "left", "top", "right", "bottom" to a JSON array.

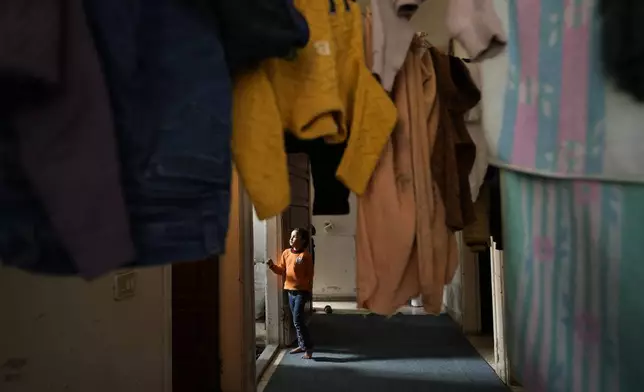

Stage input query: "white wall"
[
  {"left": 410, "top": 0, "right": 450, "bottom": 47},
  {"left": 253, "top": 210, "right": 267, "bottom": 262},
  {"left": 312, "top": 194, "right": 357, "bottom": 299},
  {"left": 0, "top": 266, "right": 171, "bottom": 392},
  {"left": 356, "top": 0, "right": 450, "bottom": 48},
  {"left": 253, "top": 210, "right": 268, "bottom": 318}
]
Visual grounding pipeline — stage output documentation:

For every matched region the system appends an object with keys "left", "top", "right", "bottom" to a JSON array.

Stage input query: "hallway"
[{"left": 259, "top": 312, "right": 510, "bottom": 392}]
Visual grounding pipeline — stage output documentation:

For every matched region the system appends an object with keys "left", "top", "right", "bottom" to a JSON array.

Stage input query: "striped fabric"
[
  {"left": 501, "top": 171, "right": 644, "bottom": 392},
  {"left": 483, "top": 0, "right": 644, "bottom": 182},
  {"left": 477, "top": 2, "right": 644, "bottom": 391}
]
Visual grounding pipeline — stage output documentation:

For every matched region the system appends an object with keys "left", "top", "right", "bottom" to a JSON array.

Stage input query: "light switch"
[{"left": 113, "top": 271, "right": 137, "bottom": 301}]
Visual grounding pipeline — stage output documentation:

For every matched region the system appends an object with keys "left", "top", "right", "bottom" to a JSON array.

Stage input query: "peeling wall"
[{"left": 0, "top": 266, "right": 171, "bottom": 392}]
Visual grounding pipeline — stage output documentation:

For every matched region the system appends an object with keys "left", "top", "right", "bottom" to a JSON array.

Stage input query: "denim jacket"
[
  {"left": 1, "top": 0, "right": 234, "bottom": 277},
  {"left": 82, "top": 0, "right": 233, "bottom": 270},
  {"left": 0, "top": 0, "right": 310, "bottom": 277}
]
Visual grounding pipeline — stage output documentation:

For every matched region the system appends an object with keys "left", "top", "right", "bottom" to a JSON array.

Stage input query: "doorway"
[
  {"left": 224, "top": 164, "right": 516, "bottom": 391},
  {"left": 280, "top": 153, "right": 312, "bottom": 346},
  {"left": 254, "top": 152, "right": 313, "bottom": 382},
  {"left": 171, "top": 258, "right": 220, "bottom": 392},
  {"left": 253, "top": 209, "right": 269, "bottom": 356}
]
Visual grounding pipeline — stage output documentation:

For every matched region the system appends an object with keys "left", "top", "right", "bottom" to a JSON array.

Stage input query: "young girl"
[{"left": 266, "top": 228, "right": 314, "bottom": 359}]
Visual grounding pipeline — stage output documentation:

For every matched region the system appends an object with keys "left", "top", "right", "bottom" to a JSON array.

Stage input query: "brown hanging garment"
[
  {"left": 356, "top": 36, "right": 459, "bottom": 315},
  {"left": 428, "top": 47, "right": 480, "bottom": 231}
]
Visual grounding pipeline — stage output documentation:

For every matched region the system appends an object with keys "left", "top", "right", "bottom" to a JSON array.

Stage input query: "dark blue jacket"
[
  {"left": 1, "top": 0, "right": 233, "bottom": 277},
  {"left": 213, "top": 0, "right": 309, "bottom": 71},
  {"left": 82, "top": 0, "right": 233, "bottom": 269},
  {"left": 0, "top": 0, "right": 310, "bottom": 277}
]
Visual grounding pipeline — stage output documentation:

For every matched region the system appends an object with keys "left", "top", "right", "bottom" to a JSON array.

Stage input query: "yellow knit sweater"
[{"left": 232, "top": 0, "right": 398, "bottom": 219}]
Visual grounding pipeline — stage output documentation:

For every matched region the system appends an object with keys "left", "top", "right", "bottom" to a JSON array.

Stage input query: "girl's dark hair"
[{"left": 293, "top": 227, "right": 310, "bottom": 249}]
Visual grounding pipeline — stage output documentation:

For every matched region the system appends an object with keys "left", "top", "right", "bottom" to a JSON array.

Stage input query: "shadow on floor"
[
  {"left": 267, "top": 364, "right": 509, "bottom": 391},
  {"left": 263, "top": 314, "right": 510, "bottom": 392}
]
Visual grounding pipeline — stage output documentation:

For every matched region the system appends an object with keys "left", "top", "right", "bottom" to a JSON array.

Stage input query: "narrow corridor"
[{"left": 259, "top": 312, "right": 510, "bottom": 392}]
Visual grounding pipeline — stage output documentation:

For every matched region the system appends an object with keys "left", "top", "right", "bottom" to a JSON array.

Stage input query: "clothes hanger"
[
  {"left": 413, "top": 32, "right": 433, "bottom": 51},
  {"left": 414, "top": 33, "right": 471, "bottom": 62}
]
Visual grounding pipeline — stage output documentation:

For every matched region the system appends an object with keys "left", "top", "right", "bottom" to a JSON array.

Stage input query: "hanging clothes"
[
  {"left": 356, "top": 35, "right": 459, "bottom": 316},
  {"left": 428, "top": 47, "right": 480, "bottom": 231},
  {"left": 233, "top": 0, "right": 397, "bottom": 220},
  {"left": 461, "top": 60, "right": 488, "bottom": 201},
  {"left": 284, "top": 134, "right": 350, "bottom": 215},
  {"left": 82, "top": 0, "right": 233, "bottom": 270},
  {"left": 449, "top": 1, "right": 644, "bottom": 390},
  {"left": 0, "top": 0, "right": 134, "bottom": 278},
  {"left": 212, "top": 0, "right": 310, "bottom": 71},
  {"left": 445, "top": 0, "right": 506, "bottom": 62},
  {"left": 449, "top": 0, "right": 644, "bottom": 184},
  {"left": 599, "top": 0, "right": 644, "bottom": 102},
  {"left": 369, "top": 0, "right": 419, "bottom": 91}
]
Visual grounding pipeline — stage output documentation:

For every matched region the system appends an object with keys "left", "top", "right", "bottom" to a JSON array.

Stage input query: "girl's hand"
[{"left": 266, "top": 259, "right": 274, "bottom": 267}]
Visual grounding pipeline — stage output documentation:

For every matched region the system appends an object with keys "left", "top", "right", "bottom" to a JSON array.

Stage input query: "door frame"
[
  {"left": 220, "top": 168, "right": 292, "bottom": 390},
  {"left": 459, "top": 236, "right": 482, "bottom": 334},
  {"left": 490, "top": 242, "right": 509, "bottom": 384},
  {"left": 264, "top": 216, "right": 284, "bottom": 346},
  {"left": 268, "top": 152, "right": 312, "bottom": 350},
  {"left": 254, "top": 215, "right": 283, "bottom": 383},
  {"left": 219, "top": 168, "right": 256, "bottom": 392},
  {"left": 457, "top": 234, "right": 511, "bottom": 385}
]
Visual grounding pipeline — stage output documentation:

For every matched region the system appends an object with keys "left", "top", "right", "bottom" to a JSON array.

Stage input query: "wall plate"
[{"left": 113, "top": 271, "right": 137, "bottom": 301}]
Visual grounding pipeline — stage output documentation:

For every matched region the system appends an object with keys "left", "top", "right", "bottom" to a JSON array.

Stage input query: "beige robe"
[{"left": 356, "top": 36, "right": 459, "bottom": 315}]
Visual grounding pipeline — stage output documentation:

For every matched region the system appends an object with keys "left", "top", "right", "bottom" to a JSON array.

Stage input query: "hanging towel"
[
  {"left": 369, "top": 0, "right": 418, "bottom": 91},
  {"left": 445, "top": 0, "right": 506, "bottom": 61},
  {"left": 233, "top": 0, "right": 397, "bottom": 220},
  {"left": 429, "top": 48, "right": 480, "bottom": 231},
  {"left": 0, "top": 0, "right": 134, "bottom": 278},
  {"left": 356, "top": 37, "right": 459, "bottom": 316}
]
